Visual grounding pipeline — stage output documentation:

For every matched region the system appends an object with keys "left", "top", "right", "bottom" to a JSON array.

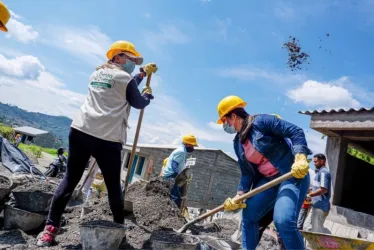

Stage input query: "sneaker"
[{"left": 37, "top": 225, "right": 59, "bottom": 247}]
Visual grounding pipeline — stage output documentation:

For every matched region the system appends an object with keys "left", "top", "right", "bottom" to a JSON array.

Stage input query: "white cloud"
[
  {"left": 219, "top": 66, "right": 305, "bottom": 85},
  {"left": 41, "top": 26, "right": 112, "bottom": 66},
  {"left": 126, "top": 94, "right": 235, "bottom": 147},
  {"left": 0, "top": 53, "right": 85, "bottom": 117},
  {"left": 5, "top": 10, "right": 39, "bottom": 43},
  {"left": 287, "top": 79, "right": 361, "bottom": 109},
  {"left": 143, "top": 25, "right": 190, "bottom": 52},
  {"left": 0, "top": 54, "right": 44, "bottom": 79}
]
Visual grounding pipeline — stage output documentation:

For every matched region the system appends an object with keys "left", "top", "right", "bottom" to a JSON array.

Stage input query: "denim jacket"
[{"left": 234, "top": 114, "right": 312, "bottom": 192}]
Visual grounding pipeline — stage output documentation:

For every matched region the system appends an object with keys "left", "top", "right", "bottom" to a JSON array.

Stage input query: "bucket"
[
  {"left": 0, "top": 174, "right": 13, "bottom": 202},
  {"left": 151, "top": 232, "right": 199, "bottom": 250},
  {"left": 4, "top": 205, "right": 45, "bottom": 232},
  {"left": 80, "top": 221, "right": 126, "bottom": 250},
  {"left": 13, "top": 191, "right": 53, "bottom": 212}
]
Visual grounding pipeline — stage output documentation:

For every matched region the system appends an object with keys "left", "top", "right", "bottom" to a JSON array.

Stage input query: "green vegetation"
[
  {"left": 1, "top": 122, "right": 68, "bottom": 158},
  {"left": 0, "top": 102, "right": 71, "bottom": 147},
  {"left": 347, "top": 146, "right": 374, "bottom": 166},
  {"left": 42, "top": 147, "right": 68, "bottom": 157},
  {"left": 18, "top": 143, "right": 43, "bottom": 158},
  {"left": 0, "top": 123, "right": 15, "bottom": 141}
]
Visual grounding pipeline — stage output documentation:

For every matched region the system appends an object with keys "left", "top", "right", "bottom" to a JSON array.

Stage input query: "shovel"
[{"left": 177, "top": 172, "right": 293, "bottom": 233}]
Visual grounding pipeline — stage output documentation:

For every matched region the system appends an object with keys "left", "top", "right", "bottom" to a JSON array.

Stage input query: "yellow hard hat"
[
  {"left": 271, "top": 114, "right": 282, "bottom": 119},
  {"left": 216, "top": 95, "right": 247, "bottom": 124},
  {"left": 0, "top": 1, "right": 10, "bottom": 32},
  {"left": 106, "top": 40, "right": 143, "bottom": 65},
  {"left": 182, "top": 134, "right": 198, "bottom": 146}
]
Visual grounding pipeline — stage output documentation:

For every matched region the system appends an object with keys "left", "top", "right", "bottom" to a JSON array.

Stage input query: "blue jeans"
[
  {"left": 163, "top": 173, "right": 183, "bottom": 208},
  {"left": 242, "top": 173, "right": 309, "bottom": 250}
]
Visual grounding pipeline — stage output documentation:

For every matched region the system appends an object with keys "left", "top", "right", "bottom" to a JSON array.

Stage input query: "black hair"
[
  {"left": 314, "top": 153, "right": 326, "bottom": 161},
  {"left": 226, "top": 108, "right": 249, "bottom": 119}
]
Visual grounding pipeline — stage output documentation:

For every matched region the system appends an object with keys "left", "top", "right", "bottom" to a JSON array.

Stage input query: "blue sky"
[{"left": 1, "top": 0, "right": 374, "bottom": 158}]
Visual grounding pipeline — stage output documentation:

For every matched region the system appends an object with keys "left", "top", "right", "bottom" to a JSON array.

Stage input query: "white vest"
[{"left": 71, "top": 64, "right": 132, "bottom": 144}]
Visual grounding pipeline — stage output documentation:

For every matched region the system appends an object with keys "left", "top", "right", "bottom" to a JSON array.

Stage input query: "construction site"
[
  {"left": 1, "top": 1, "right": 374, "bottom": 249},
  {"left": 1, "top": 103, "right": 374, "bottom": 249}
]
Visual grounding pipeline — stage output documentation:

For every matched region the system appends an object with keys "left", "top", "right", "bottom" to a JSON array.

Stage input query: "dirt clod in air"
[{"left": 283, "top": 36, "right": 310, "bottom": 71}]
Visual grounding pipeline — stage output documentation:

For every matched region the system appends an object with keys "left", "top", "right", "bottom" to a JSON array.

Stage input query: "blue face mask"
[
  {"left": 122, "top": 59, "right": 136, "bottom": 74},
  {"left": 223, "top": 122, "right": 237, "bottom": 134}
]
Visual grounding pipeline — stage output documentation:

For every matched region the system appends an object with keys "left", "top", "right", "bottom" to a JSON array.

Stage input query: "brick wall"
[{"left": 136, "top": 146, "right": 240, "bottom": 209}]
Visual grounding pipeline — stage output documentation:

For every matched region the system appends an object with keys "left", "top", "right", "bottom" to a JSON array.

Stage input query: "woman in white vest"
[{"left": 37, "top": 40, "right": 157, "bottom": 247}]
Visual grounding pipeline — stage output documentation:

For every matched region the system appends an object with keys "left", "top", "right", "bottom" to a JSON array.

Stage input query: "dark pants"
[
  {"left": 170, "top": 184, "right": 183, "bottom": 208},
  {"left": 297, "top": 207, "right": 309, "bottom": 230},
  {"left": 46, "top": 128, "right": 124, "bottom": 226},
  {"left": 162, "top": 173, "right": 183, "bottom": 208}
]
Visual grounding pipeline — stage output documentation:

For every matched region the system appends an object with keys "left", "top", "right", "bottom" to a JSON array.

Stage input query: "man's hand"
[
  {"left": 223, "top": 197, "right": 246, "bottom": 212},
  {"left": 142, "top": 86, "right": 152, "bottom": 95},
  {"left": 291, "top": 153, "right": 309, "bottom": 179},
  {"left": 140, "top": 63, "right": 158, "bottom": 76}
]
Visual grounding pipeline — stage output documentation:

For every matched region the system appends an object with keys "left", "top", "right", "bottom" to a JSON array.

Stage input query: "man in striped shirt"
[{"left": 305, "top": 153, "right": 331, "bottom": 233}]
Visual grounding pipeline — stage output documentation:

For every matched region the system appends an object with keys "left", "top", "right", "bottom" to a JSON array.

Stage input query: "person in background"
[
  {"left": 0, "top": 1, "right": 10, "bottom": 32},
  {"left": 14, "top": 134, "right": 21, "bottom": 147},
  {"left": 304, "top": 153, "right": 331, "bottom": 233},
  {"left": 37, "top": 40, "right": 157, "bottom": 247},
  {"left": 297, "top": 187, "right": 312, "bottom": 230},
  {"left": 161, "top": 134, "right": 198, "bottom": 208},
  {"left": 44, "top": 147, "right": 67, "bottom": 178}
]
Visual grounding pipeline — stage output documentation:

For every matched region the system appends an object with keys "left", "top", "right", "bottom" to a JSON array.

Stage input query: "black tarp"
[{"left": 0, "top": 135, "right": 44, "bottom": 176}]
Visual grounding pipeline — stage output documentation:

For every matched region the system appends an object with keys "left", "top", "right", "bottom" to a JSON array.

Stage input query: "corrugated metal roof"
[
  {"left": 14, "top": 126, "right": 49, "bottom": 136},
  {"left": 299, "top": 107, "right": 374, "bottom": 115}
]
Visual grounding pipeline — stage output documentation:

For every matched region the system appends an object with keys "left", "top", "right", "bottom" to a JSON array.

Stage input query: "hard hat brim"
[
  {"left": 107, "top": 49, "right": 143, "bottom": 65},
  {"left": 0, "top": 25, "right": 8, "bottom": 32},
  {"left": 123, "top": 51, "right": 143, "bottom": 65}
]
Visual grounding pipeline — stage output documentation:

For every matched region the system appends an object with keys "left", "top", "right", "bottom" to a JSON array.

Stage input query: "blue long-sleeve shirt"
[
  {"left": 234, "top": 114, "right": 312, "bottom": 192},
  {"left": 126, "top": 73, "right": 151, "bottom": 109}
]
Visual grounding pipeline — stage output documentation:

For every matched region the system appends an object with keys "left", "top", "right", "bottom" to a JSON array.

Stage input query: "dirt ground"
[
  {"left": 0, "top": 176, "right": 282, "bottom": 249},
  {"left": 0, "top": 176, "right": 10, "bottom": 189},
  {"left": 13, "top": 180, "right": 55, "bottom": 193}
]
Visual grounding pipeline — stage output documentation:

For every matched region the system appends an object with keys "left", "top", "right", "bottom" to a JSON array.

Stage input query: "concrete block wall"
[
  {"left": 137, "top": 147, "right": 240, "bottom": 209},
  {"left": 327, "top": 205, "right": 374, "bottom": 231}
]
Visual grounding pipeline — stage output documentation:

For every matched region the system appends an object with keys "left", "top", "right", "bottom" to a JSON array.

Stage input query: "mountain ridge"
[{"left": 0, "top": 102, "right": 71, "bottom": 147}]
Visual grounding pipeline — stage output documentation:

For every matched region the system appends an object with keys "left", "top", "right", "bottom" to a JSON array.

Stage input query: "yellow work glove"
[
  {"left": 142, "top": 86, "right": 152, "bottom": 95},
  {"left": 291, "top": 153, "right": 309, "bottom": 179},
  {"left": 141, "top": 63, "right": 158, "bottom": 76},
  {"left": 223, "top": 197, "right": 246, "bottom": 212}
]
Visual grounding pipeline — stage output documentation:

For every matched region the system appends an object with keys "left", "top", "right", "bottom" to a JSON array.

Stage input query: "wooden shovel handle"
[{"left": 177, "top": 172, "right": 293, "bottom": 233}]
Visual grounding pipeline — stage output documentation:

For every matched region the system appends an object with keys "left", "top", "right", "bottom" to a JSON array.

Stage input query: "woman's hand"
[{"left": 291, "top": 153, "right": 309, "bottom": 178}]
